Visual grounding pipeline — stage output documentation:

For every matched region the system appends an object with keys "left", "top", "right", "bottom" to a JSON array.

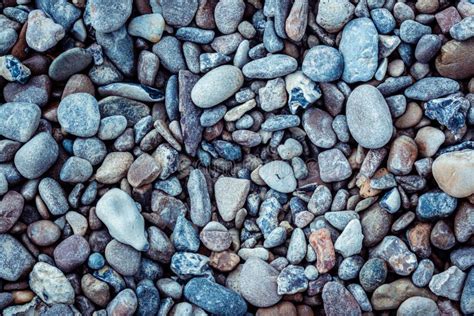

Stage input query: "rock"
[
  {"left": 302, "top": 45, "right": 343, "bottom": 82},
  {"left": 450, "top": 16, "right": 474, "bottom": 40},
  {"left": 152, "top": 36, "right": 186, "bottom": 74},
  {"left": 0, "top": 55, "right": 31, "bottom": 84},
  {"left": 302, "top": 108, "right": 336, "bottom": 148},
  {"left": 461, "top": 268, "right": 474, "bottom": 314},
  {"left": 0, "top": 28, "right": 17, "bottom": 55},
  {"left": 96, "top": 27, "right": 135, "bottom": 77},
  {"left": 48, "top": 48, "right": 93, "bottom": 81},
  {"left": 161, "top": 0, "right": 199, "bottom": 27},
  {"left": 146, "top": 226, "right": 175, "bottom": 263},
  {"left": 397, "top": 297, "right": 440, "bottom": 316},
  {"left": 60, "top": 157, "right": 93, "bottom": 183},
  {"left": 316, "top": 0, "right": 355, "bottom": 33},
  {"left": 277, "top": 265, "right": 308, "bottom": 295},
  {"left": 105, "top": 239, "right": 141, "bottom": 276},
  {"left": 371, "top": 8, "right": 396, "bottom": 34},
  {"left": 400, "top": 20, "right": 432, "bottom": 44},
  {"left": 81, "top": 274, "right": 110, "bottom": 307},
  {"left": 97, "top": 115, "right": 127, "bottom": 140},
  {"left": 38, "top": 178, "right": 68, "bottom": 216},
  {"left": 29, "top": 262, "right": 75, "bottom": 305},
  {"left": 371, "top": 278, "right": 437, "bottom": 310},
  {"left": 387, "top": 136, "right": 418, "bottom": 176},
  {"left": 432, "top": 150, "right": 474, "bottom": 198},
  {"left": 73, "top": 137, "right": 106, "bottom": 166},
  {"left": 96, "top": 188, "right": 149, "bottom": 251},
  {"left": 334, "top": 219, "right": 364, "bottom": 257},
  {"left": 0, "top": 234, "right": 34, "bottom": 281},
  {"left": 339, "top": 18, "right": 378, "bottom": 83},
  {"left": 0, "top": 102, "right": 40, "bottom": 142},
  {"left": 14, "top": 132, "right": 58, "bottom": 179},
  {"left": 285, "top": 71, "right": 322, "bottom": 113},
  {"left": 346, "top": 85, "right": 393, "bottom": 149},
  {"left": 347, "top": 283, "right": 373, "bottom": 312},
  {"left": 242, "top": 55, "right": 298, "bottom": 79},
  {"left": 308, "top": 185, "right": 332, "bottom": 215},
  {"left": 287, "top": 228, "right": 307, "bottom": 264},
  {"left": 26, "top": 10, "right": 65, "bottom": 52},
  {"left": 429, "top": 266, "right": 466, "bottom": 301},
  {"left": 96, "top": 152, "right": 134, "bottom": 184},
  {"left": 338, "top": 256, "right": 364, "bottom": 280},
  {"left": 0, "top": 191, "right": 24, "bottom": 233},
  {"left": 106, "top": 289, "right": 137, "bottom": 316},
  {"left": 127, "top": 153, "right": 160, "bottom": 188},
  {"left": 454, "top": 202, "right": 474, "bottom": 243},
  {"left": 361, "top": 204, "right": 392, "bottom": 246},
  {"left": 425, "top": 95, "right": 469, "bottom": 133},
  {"left": 200, "top": 221, "right": 231, "bottom": 252},
  {"left": 35, "top": 0, "right": 81, "bottom": 30},
  {"left": 370, "top": 236, "right": 418, "bottom": 276},
  {"left": 404, "top": 77, "right": 459, "bottom": 101},
  {"left": 89, "top": 0, "right": 132, "bottom": 33},
  {"left": 170, "top": 252, "right": 210, "bottom": 278},
  {"left": 309, "top": 229, "right": 336, "bottom": 274},
  {"left": 415, "top": 34, "right": 442, "bottom": 63},
  {"left": 58, "top": 93, "right": 100, "bottom": 137},
  {"left": 3, "top": 75, "right": 51, "bottom": 107},
  {"left": 436, "top": 38, "right": 474, "bottom": 80},
  {"left": 214, "top": 177, "right": 250, "bottom": 221},
  {"left": 53, "top": 235, "right": 90, "bottom": 272},
  {"left": 179, "top": 71, "right": 202, "bottom": 157},
  {"left": 261, "top": 115, "right": 301, "bottom": 132},
  {"left": 259, "top": 161, "right": 297, "bottom": 193},
  {"left": 416, "top": 190, "right": 458, "bottom": 221},
  {"left": 415, "top": 127, "right": 445, "bottom": 157},
  {"left": 259, "top": 78, "right": 287, "bottom": 112},
  {"left": 412, "top": 259, "right": 434, "bottom": 287},
  {"left": 322, "top": 282, "right": 361, "bottom": 316},
  {"left": 318, "top": 149, "right": 352, "bottom": 183},
  {"left": 256, "top": 301, "right": 298, "bottom": 316},
  {"left": 191, "top": 65, "right": 244, "bottom": 108},
  {"left": 171, "top": 213, "right": 200, "bottom": 252},
  {"left": 98, "top": 83, "right": 164, "bottom": 103},
  {"left": 215, "top": 0, "right": 245, "bottom": 34},
  {"left": 186, "top": 169, "right": 211, "bottom": 227},
  {"left": 359, "top": 258, "right": 387, "bottom": 291},
  {"left": 240, "top": 258, "right": 281, "bottom": 307}
]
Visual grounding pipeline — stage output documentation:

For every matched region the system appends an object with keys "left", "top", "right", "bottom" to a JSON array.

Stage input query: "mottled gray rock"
[
  {"left": 152, "top": 36, "right": 186, "bottom": 73},
  {"left": 14, "top": 133, "right": 58, "bottom": 179},
  {"left": 187, "top": 169, "right": 211, "bottom": 227},
  {"left": 242, "top": 55, "right": 298, "bottom": 79},
  {"left": 277, "top": 265, "right": 308, "bottom": 294},
  {"left": 404, "top": 77, "right": 459, "bottom": 101},
  {"left": 370, "top": 236, "right": 418, "bottom": 276},
  {"left": 3, "top": 75, "right": 51, "bottom": 107},
  {"left": 29, "top": 262, "right": 75, "bottom": 305},
  {"left": 48, "top": 48, "right": 92, "bottom": 81},
  {"left": 397, "top": 297, "right": 440, "bottom": 316},
  {"left": 58, "top": 93, "right": 100, "bottom": 137},
  {"left": 316, "top": 0, "right": 355, "bottom": 33},
  {"left": 450, "top": 16, "right": 474, "bottom": 41},
  {"left": 334, "top": 219, "right": 364, "bottom": 257},
  {"left": 0, "top": 102, "right": 41, "bottom": 142},
  {"left": 89, "top": 0, "right": 132, "bottom": 33},
  {"left": 259, "top": 161, "right": 297, "bottom": 193},
  {"left": 26, "top": 10, "right": 65, "bottom": 52},
  {"left": 400, "top": 20, "right": 432, "bottom": 44},
  {"left": 215, "top": 0, "right": 245, "bottom": 34},
  {"left": 429, "top": 266, "right": 466, "bottom": 300},
  {"left": 318, "top": 149, "right": 352, "bottom": 182},
  {"left": 96, "top": 27, "right": 135, "bottom": 77},
  {"left": 60, "top": 157, "right": 93, "bottom": 183},
  {"left": 302, "top": 45, "right": 343, "bottom": 82},
  {"left": 0, "top": 234, "right": 35, "bottom": 281},
  {"left": 287, "top": 228, "right": 307, "bottom": 264},
  {"left": 161, "top": 0, "right": 199, "bottom": 27}
]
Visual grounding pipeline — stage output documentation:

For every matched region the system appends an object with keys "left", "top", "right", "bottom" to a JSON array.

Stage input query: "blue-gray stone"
[
  {"left": 99, "top": 96, "right": 150, "bottom": 126},
  {"left": 36, "top": 0, "right": 81, "bottom": 30},
  {"left": 161, "top": 0, "right": 198, "bottom": 27},
  {"left": 338, "top": 256, "right": 365, "bottom": 280},
  {"left": 1, "top": 55, "right": 31, "bottom": 84},
  {"left": 170, "top": 252, "right": 210, "bottom": 278},
  {"left": 184, "top": 277, "right": 247, "bottom": 316},
  {"left": 359, "top": 258, "right": 387, "bottom": 291},
  {"left": 0, "top": 102, "right": 41, "bottom": 142},
  {"left": 461, "top": 268, "right": 474, "bottom": 314},
  {"left": 96, "top": 26, "right": 135, "bottom": 77},
  {"left": 152, "top": 36, "right": 186, "bottom": 74},
  {"left": 136, "top": 258, "right": 163, "bottom": 282},
  {"left": 257, "top": 197, "right": 281, "bottom": 238},
  {"left": 165, "top": 75, "right": 179, "bottom": 121},
  {"left": 38, "top": 177, "right": 69, "bottom": 215},
  {"left": 3, "top": 7, "right": 28, "bottom": 24},
  {"left": 89, "top": 0, "right": 132, "bottom": 33},
  {"left": 424, "top": 95, "right": 469, "bottom": 133},
  {"left": 48, "top": 48, "right": 92, "bottom": 81},
  {"left": 213, "top": 140, "right": 242, "bottom": 161},
  {"left": 412, "top": 259, "right": 434, "bottom": 287},
  {"left": 400, "top": 20, "right": 432, "bottom": 44},
  {"left": 398, "top": 42, "right": 415, "bottom": 65},
  {"left": 171, "top": 214, "right": 200, "bottom": 252},
  {"left": 378, "top": 76, "right": 414, "bottom": 96},
  {"left": 176, "top": 27, "right": 215, "bottom": 44},
  {"left": 154, "top": 177, "right": 182, "bottom": 197},
  {"left": 88, "top": 253, "right": 105, "bottom": 270},
  {"left": 416, "top": 190, "right": 458, "bottom": 221},
  {"left": 136, "top": 279, "right": 160, "bottom": 316},
  {"left": 73, "top": 137, "right": 107, "bottom": 166},
  {"left": 134, "top": 116, "right": 153, "bottom": 144},
  {"left": 199, "top": 52, "right": 231, "bottom": 72},
  {"left": 415, "top": 34, "right": 442, "bottom": 63},
  {"left": 242, "top": 54, "right": 298, "bottom": 79},
  {"left": 235, "top": 114, "right": 254, "bottom": 129},
  {"left": 14, "top": 132, "right": 58, "bottom": 179},
  {"left": 339, "top": 18, "right": 379, "bottom": 83},
  {"left": 371, "top": 8, "right": 396, "bottom": 34},
  {"left": 302, "top": 45, "right": 343, "bottom": 82},
  {"left": 93, "top": 266, "right": 126, "bottom": 293},
  {"left": 58, "top": 93, "right": 101, "bottom": 137},
  {"left": 0, "top": 28, "right": 17, "bottom": 55},
  {"left": 450, "top": 16, "right": 474, "bottom": 41},
  {"left": 98, "top": 83, "right": 164, "bottom": 103},
  {"left": 277, "top": 265, "right": 308, "bottom": 295},
  {"left": 60, "top": 157, "right": 93, "bottom": 183},
  {"left": 261, "top": 115, "right": 301, "bottom": 132},
  {"left": 450, "top": 247, "right": 474, "bottom": 271},
  {"left": 263, "top": 20, "right": 284, "bottom": 53},
  {"left": 0, "top": 234, "right": 35, "bottom": 281},
  {"left": 404, "top": 77, "right": 460, "bottom": 101}
]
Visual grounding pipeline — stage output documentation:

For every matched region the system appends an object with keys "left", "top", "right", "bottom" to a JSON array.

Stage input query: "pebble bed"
[{"left": 0, "top": 0, "right": 473, "bottom": 315}]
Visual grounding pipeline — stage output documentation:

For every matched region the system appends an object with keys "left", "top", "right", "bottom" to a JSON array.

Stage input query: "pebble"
[
  {"left": 96, "top": 188, "right": 149, "bottom": 251},
  {"left": 359, "top": 258, "right": 387, "bottom": 291},
  {"left": 412, "top": 259, "right": 435, "bottom": 287},
  {"left": 309, "top": 229, "right": 336, "bottom": 274},
  {"left": 429, "top": 266, "right": 466, "bottom": 300},
  {"left": 0, "top": 191, "right": 23, "bottom": 233},
  {"left": 347, "top": 283, "right": 372, "bottom": 312},
  {"left": 277, "top": 265, "right": 308, "bottom": 295},
  {"left": 172, "top": 213, "right": 200, "bottom": 252},
  {"left": 26, "top": 10, "right": 65, "bottom": 52},
  {"left": 96, "top": 26, "right": 135, "bottom": 77},
  {"left": 259, "top": 78, "right": 287, "bottom": 112},
  {"left": 287, "top": 228, "right": 307, "bottom": 264},
  {"left": 200, "top": 221, "right": 231, "bottom": 252},
  {"left": 415, "top": 34, "right": 442, "bottom": 63},
  {"left": 127, "top": 153, "right": 160, "bottom": 188},
  {"left": 286, "top": 71, "right": 322, "bottom": 113},
  {"left": 89, "top": 0, "right": 132, "bottom": 33},
  {"left": 215, "top": 177, "right": 250, "bottom": 221},
  {"left": 73, "top": 137, "right": 106, "bottom": 166},
  {"left": 0, "top": 102, "right": 40, "bottom": 142},
  {"left": 450, "top": 16, "right": 474, "bottom": 41},
  {"left": 187, "top": 169, "right": 211, "bottom": 227},
  {"left": 98, "top": 83, "right": 164, "bottom": 103},
  {"left": 302, "top": 45, "right": 343, "bottom": 82},
  {"left": 54, "top": 235, "right": 90, "bottom": 272},
  {"left": 334, "top": 219, "right": 364, "bottom": 257},
  {"left": 415, "top": 127, "right": 445, "bottom": 157},
  {"left": 106, "top": 289, "right": 137, "bottom": 316},
  {"left": 346, "top": 85, "right": 393, "bottom": 149},
  {"left": 0, "top": 28, "right": 17, "bottom": 55},
  {"left": 397, "top": 297, "right": 440, "bottom": 316},
  {"left": 184, "top": 277, "right": 247, "bottom": 315},
  {"left": 0, "top": 55, "right": 31, "bottom": 83},
  {"left": 242, "top": 55, "right": 298, "bottom": 79},
  {"left": 387, "top": 136, "right": 418, "bottom": 176},
  {"left": 461, "top": 268, "right": 474, "bottom": 314},
  {"left": 0, "top": 234, "right": 34, "bottom": 281},
  {"left": 96, "top": 152, "right": 134, "bottom": 184},
  {"left": 105, "top": 239, "right": 141, "bottom": 276},
  {"left": 98, "top": 115, "right": 127, "bottom": 140},
  {"left": 318, "top": 149, "right": 352, "bottom": 182},
  {"left": 58, "top": 93, "right": 100, "bottom": 137},
  {"left": 215, "top": 0, "right": 245, "bottom": 34},
  {"left": 239, "top": 257, "right": 281, "bottom": 307},
  {"left": 370, "top": 236, "right": 418, "bottom": 276},
  {"left": 14, "top": 132, "right": 58, "bottom": 179},
  {"left": 339, "top": 256, "right": 364, "bottom": 280},
  {"left": 404, "top": 77, "right": 459, "bottom": 101},
  {"left": 316, "top": 0, "right": 355, "bottom": 33},
  {"left": 59, "top": 157, "right": 93, "bottom": 183},
  {"left": 259, "top": 161, "right": 297, "bottom": 193},
  {"left": 128, "top": 14, "right": 165, "bottom": 43},
  {"left": 416, "top": 190, "right": 458, "bottom": 221},
  {"left": 4, "top": 75, "right": 51, "bottom": 107},
  {"left": 400, "top": 20, "right": 432, "bottom": 44},
  {"left": 303, "top": 108, "right": 336, "bottom": 148},
  {"left": 424, "top": 95, "right": 469, "bottom": 133},
  {"left": 81, "top": 274, "right": 110, "bottom": 307},
  {"left": 29, "top": 262, "right": 75, "bottom": 305},
  {"left": 161, "top": 0, "right": 199, "bottom": 27},
  {"left": 339, "top": 18, "right": 378, "bottom": 83},
  {"left": 261, "top": 115, "right": 300, "bottom": 131},
  {"left": 170, "top": 252, "right": 210, "bottom": 278},
  {"left": 322, "top": 282, "right": 361, "bottom": 316},
  {"left": 49, "top": 48, "right": 92, "bottom": 81},
  {"left": 36, "top": 0, "right": 81, "bottom": 30},
  {"left": 152, "top": 36, "right": 186, "bottom": 74}
]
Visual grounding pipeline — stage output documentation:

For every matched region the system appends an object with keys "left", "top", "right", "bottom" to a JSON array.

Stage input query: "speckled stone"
[{"left": 14, "top": 132, "right": 58, "bottom": 179}]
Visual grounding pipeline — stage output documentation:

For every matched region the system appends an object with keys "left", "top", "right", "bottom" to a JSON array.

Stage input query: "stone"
[
  {"left": 261, "top": 115, "right": 300, "bottom": 132},
  {"left": 184, "top": 277, "right": 247, "bottom": 315},
  {"left": 73, "top": 137, "right": 107, "bottom": 166},
  {"left": 215, "top": 177, "right": 250, "bottom": 221},
  {"left": 435, "top": 6, "right": 462, "bottom": 33},
  {"left": 397, "top": 297, "right": 440, "bottom": 316},
  {"left": 429, "top": 266, "right": 466, "bottom": 300},
  {"left": 106, "top": 289, "right": 137, "bottom": 316},
  {"left": 416, "top": 190, "right": 458, "bottom": 221},
  {"left": 58, "top": 93, "right": 100, "bottom": 137},
  {"left": 38, "top": 177, "right": 68, "bottom": 215},
  {"left": 105, "top": 239, "right": 141, "bottom": 276},
  {"left": 371, "top": 8, "right": 395, "bottom": 34},
  {"left": 81, "top": 274, "right": 110, "bottom": 307},
  {"left": 170, "top": 252, "right": 210, "bottom": 278},
  {"left": 179, "top": 71, "right": 202, "bottom": 157},
  {"left": 186, "top": 169, "right": 211, "bottom": 227},
  {"left": 242, "top": 55, "right": 298, "bottom": 79},
  {"left": 36, "top": 0, "right": 81, "bottom": 30},
  {"left": 96, "top": 152, "right": 134, "bottom": 184},
  {"left": 239, "top": 257, "right": 282, "bottom": 307},
  {"left": 287, "top": 228, "right": 307, "bottom": 264},
  {"left": 316, "top": 0, "right": 355, "bottom": 33},
  {"left": 387, "top": 136, "right": 418, "bottom": 176},
  {"left": 259, "top": 161, "right": 297, "bottom": 193},
  {"left": 60, "top": 157, "right": 93, "bottom": 183},
  {"left": 152, "top": 36, "right": 186, "bottom": 74},
  {"left": 29, "top": 262, "right": 75, "bottom": 305},
  {"left": 191, "top": 65, "right": 244, "bottom": 108},
  {"left": 461, "top": 268, "right": 474, "bottom": 314},
  {"left": 322, "top": 282, "right": 361, "bottom": 316},
  {"left": 0, "top": 102, "right": 40, "bottom": 143},
  {"left": 0, "top": 55, "right": 31, "bottom": 84},
  {"left": 454, "top": 202, "right": 474, "bottom": 243},
  {"left": 200, "top": 221, "right": 231, "bottom": 252},
  {"left": 359, "top": 258, "right": 387, "bottom": 291},
  {"left": 96, "top": 27, "right": 135, "bottom": 77},
  {"left": 127, "top": 153, "right": 161, "bottom": 188},
  {"left": 98, "top": 83, "right": 164, "bottom": 103},
  {"left": 53, "top": 235, "right": 90, "bottom": 272},
  {"left": 425, "top": 95, "right": 469, "bottom": 133},
  {"left": 98, "top": 115, "right": 127, "bottom": 140},
  {"left": 412, "top": 259, "right": 434, "bottom": 287},
  {"left": 309, "top": 229, "right": 336, "bottom": 274},
  {"left": 325, "top": 211, "right": 359, "bottom": 230},
  {"left": 96, "top": 188, "right": 149, "bottom": 251},
  {"left": 0, "top": 191, "right": 24, "bottom": 233},
  {"left": 161, "top": 0, "right": 199, "bottom": 27},
  {"left": 171, "top": 213, "right": 200, "bottom": 252},
  {"left": 318, "top": 149, "right": 352, "bottom": 183},
  {"left": 89, "top": 0, "right": 132, "bottom": 33},
  {"left": 126, "top": 13, "right": 165, "bottom": 43},
  {"left": 404, "top": 77, "right": 459, "bottom": 101},
  {"left": 0, "top": 28, "right": 17, "bottom": 55},
  {"left": 302, "top": 45, "right": 343, "bottom": 82},
  {"left": 415, "top": 34, "right": 442, "bottom": 63},
  {"left": 370, "top": 236, "right": 418, "bottom": 276},
  {"left": 285, "top": 71, "right": 322, "bottom": 113},
  {"left": 4, "top": 75, "right": 51, "bottom": 107},
  {"left": 339, "top": 18, "right": 378, "bottom": 83},
  {"left": 308, "top": 185, "right": 332, "bottom": 215},
  {"left": 259, "top": 78, "right": 287, "bottom": 112},
  {"left": 450, "top": 16, "right": 474, "bottom": 41},
  {"left": 215, "top": 0, "right": 245, "bottom": 34},
  {"left": 0, "top": 234, "right": 34, "bottom": 281},
  {"left": 334, "top": 219, "right": 364, "bottom": 257},
  {"left": 26, "top": 10, "right": 65, "bottom": 52},
  {"left": 14, "top": 132, "right": 58, "bottom": 179},
  {"left": 346, "top": 85, "right": 393, "bottom": 149},
  {"left": 415, "top": 127, "right": 445, "bottom": 157},
  {"left": 338, "top": 256, "right": 364, "bottom": 280},
  {"left": 48, "top": 48, "right": 93, "bottom": 81},
  {"left": 277, "top": 265, "right": 308, "bottom": 295},
  {"left": 303, "top": 108, "right": 336, "bottom": 148}
]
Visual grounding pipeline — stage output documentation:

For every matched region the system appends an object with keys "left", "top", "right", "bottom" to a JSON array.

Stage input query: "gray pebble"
[
  {"left": 400, "top": 20, "right": 432, "bottom": 44},
  {"left": 58, "top": 93, "right": 101, "bottom": 137},
  {"left": 215, "top": 0, "right": 245, "bottom": 34},
  {"left": 96, "top": 27, "right": 135, "bottom": 77},
  {"left": 73, "top": 137, "right": 107, "bottom": 166},
  {"left": 60, "top": 157, "right": 93, "bottom": 183},
  {"left": 243, "top": 54, "right": 298, "bottom": 79},
  {"left": 39, "top": 177, "right": 69, "bottom": 215},
  {"left": 152, "top": 36, "right": 186, "bottom": 74},
  {"left": 415, "top": 34, "right": 442, "bottom": 63},
  {"left": 14, "top": 132, "right": 58, "bottom": 179},
  {"left": 302, "top": 45, "right": 343, "bottom": 82},
  {"left": 0, "top": 102, "right": 41, "bottom": 142},
  {"left": 98, "top": 115, "right": 127, "bottom": 140},
  {"left": 48, "top": 48, "right": 92, "bottom": 81}
]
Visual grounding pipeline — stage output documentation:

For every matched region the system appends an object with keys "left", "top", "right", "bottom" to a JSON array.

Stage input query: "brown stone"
[
  {"left": 53, "top": 235, "right": 91, "bottom": 272},
  {"left": 62, "top": 74, "right": 95, "bottom": 99},
  {"left": 435, "top": 39, "right": 474, "bottom": 79},
  {"left": 415, "top": 126, "right": 445, "bottom": 158},
  {"left": 430, "top": 220, "right": 456, "bottom": 250},
  {"left": 0, "top": 191, "right": 24, "bottom": 233},
  {"left": 127, "top": 153, "right": 161, "bottom": 188},
  {"left": 256, "top": 301, "right": 297, "bottom": 316},
  {"left": 432, "top": 150, "right": 474, "bottom": 198},
  {"left": 285, "top": 0, "right": 308, "bottom": 42},
  {"left": 296, "top": 305, "right": 315, "bottom": 316},
  {"left": 454, "top": 202, "right": 473, "bottom": 243},
  {"left": 81, "top": 274, "right": 110, "bottom": 307},
  {"left": 309, "top": 228, "right": 336, "bottom": 274},
  {"left": 322, "top": 282, "right": 361, "bottom": 316},
  {"left": 209, "top": 250, "right": 240, "bottom": 272},
  {"left": 96, "top": 152, "right": 134, "bottom": 184},
  {"left": 196, "top": 0, "right": 218, "bottom": 29},
  {"left": 407, "top": 222, "right": 432, "bottom": 258},
  {"left": 12, "top": 290, "right": 35, "bottom": 304},
  {"left": 435, "top": 6, "right": 462, "bottom": 33},
  {"left": 11, "top": 22, "right": 28, "bottom": 60},
  {"left": 387, "top": 135, "right": 418, "bottom": 176},
  {"left": 416, "top": 0, "right": 439, "bottom": 13},
  {"left": 395, "top": 102, "right": 423, "bottom": 129}
]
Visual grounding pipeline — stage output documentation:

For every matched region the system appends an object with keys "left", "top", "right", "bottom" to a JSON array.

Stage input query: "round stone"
[
  {"left": 432, "top": 150, "right": 474, "bottom": 198},
  {"left": 53, "top": 235, "right": 90, "bottom": 272},
  {"left": 346, "top": 84, "right": 393, "bottom": 149},
  {"left": 3, "top": 75, "right": 51, "bottom": 107},
  {"left": 89, "top": 0, "right": 133, "bottom": 33},
  {"left": 105, "top": 239, "right": 141, "bottom": 276},
  {"left": 58, "top": 93, "right": 100, "bottom": 137},
  {"left": 415, "top": 127, "right": 445, "bottom": 158},
  {"left": 397, "top": 296, "right": 439, "bottom": 316},
  {"left": 48, "top": 48, "right": 93, "bottom": 81},
  {"left": 27, "top": 220, "right": 61, "bottom": 246},
  {"left": 60, "top": 156, "right": 93, "bottom": 183},
  {"left": 316, "top": 0, "right": 355, "bottom": 33},
  {"left": 26, "top": 10, "right": 65, "bottom": 52},
  {"left": 128, "top": 14, "right": 165, "bottom": 43},
  {"left": 97, "top": 115, "right": 127, "bottom": 140},
  {"left": 0, "top": 102, "right": 41, "bottom": 142},
  {"left": 191, "top": 65, "right": 244, "bottom": 108},
  {"left": 359, "top": 258, "right": 388, "bottom": 291},
  {"left": 302, "top": 45, "right": 343, "bottom": 82},
  {"left": 214, "top": 0, "right": 245, "bottom": 34},
  {"left": 259, "top": 161, "right": 297, "bottom": 193},
  {"left": 302, "top": 108, "right": 336, "bottom": 148},
  {"left": 435, "top": 39, "right": 474, "bottom": 80},
  {"left": 73, "top": 137, "right": 107, "bottom": 166}
]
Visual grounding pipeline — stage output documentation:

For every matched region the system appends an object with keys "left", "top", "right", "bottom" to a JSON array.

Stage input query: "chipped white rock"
[
  {"left": 285, "top": 71, "right": 322, "bottom": 114},
  {"left": 96, "top": 188, "right": 149, "bottom": 251},
  {"left": 29, "top": 262, "right": 75, "bottom": 305},
  {"left": 214, "top": 177, "right": 250, "bottom": 222},
  {"left": 259, "top": 161, "right": 297, "bottom": 193},
  {"left": 334, "top": 219, "right": 364, "bottom": 257}
]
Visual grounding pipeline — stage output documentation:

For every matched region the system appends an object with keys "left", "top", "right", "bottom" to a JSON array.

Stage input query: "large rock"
[
  {"left": 29, "top": 262, "right": 75, "bottom": 305},
  {"left": 432, "top": 150, "right": 474, "bottom": 198},
  {"left": 435, "top": 38, "right": 474, "bottom": 79},
  {"left": 0, "top": 102, "right": 41, "bottom": 142},
  {"left": 0, "top": 234, "right": 34, "bottom": 281},
  {"left": 339, "top": 18, "right": 378, "bottom": 83},
  {"left": 346, "top": 85, "right": 393, "bottom": 149}
]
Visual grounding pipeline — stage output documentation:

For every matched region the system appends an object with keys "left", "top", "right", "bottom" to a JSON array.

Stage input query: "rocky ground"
[{"left": 0, "top": 0, "right": 473, "bottom": 315}]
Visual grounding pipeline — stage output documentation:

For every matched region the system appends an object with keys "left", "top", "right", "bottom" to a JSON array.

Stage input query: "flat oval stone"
[
  {"left": 339, "top": 18, "right": 378, "bottom": 83},
  {"left": 0, "top": 234, "right": 35, "bottom": 281},
  {"left": 128, "top": 14, "right": 165, "bottom": 43},
  {"left": 58, "top": 93, "right": 100, "bottom": 137},
  {"left": 27, "top": 220, "right": 61, "bottom": 246},
  {"left": 259, "top": 161, "right": 297, "bottom": 193},
  {"left": 14, "top": 132, "right": 59, "bottom": 179},
  {"left": 0, "top": 102, "right": 41, "bottom": 142},
  {"left": 53, "top": 235, "right": 90, "bottom": 272},
  {"left": 302, "top": 45, "right": 343, "bottom": 82},
  {"left": 48, "top": 48, "right": 92, "bottom": 81},
  {"left": 3, "top": 75, "right": 51, "bottom": 107},
  {"left": 302, "top": 108, "right": 336, "bottom": 149},
  {"left": 89, "top": 0, "right": 133, "bottom": 33},
  {"left": 432, "top": 150, "right": 474, "bottom": 198},
  {"left": 191, "top": 65, "right": 244, "bottom": 108},
  {"left": 404, "top": 77, "right": 460, "bottom": 101},
  {"left": 29, "top": 262, "right": 75, "bottom": 305},
  {"left": 242, "top": 54, "right": 298, "bottom": 79},
  {"left": 346, "top": 84, "right": 393, "bottom": 149}
]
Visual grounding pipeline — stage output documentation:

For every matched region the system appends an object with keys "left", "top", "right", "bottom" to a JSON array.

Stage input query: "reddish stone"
[
  {"left": 435, "top": 6, "right": 462, "bottom": 33},
  {"left": 309, "top": 228, "right": 336, "bottom": 274}
]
